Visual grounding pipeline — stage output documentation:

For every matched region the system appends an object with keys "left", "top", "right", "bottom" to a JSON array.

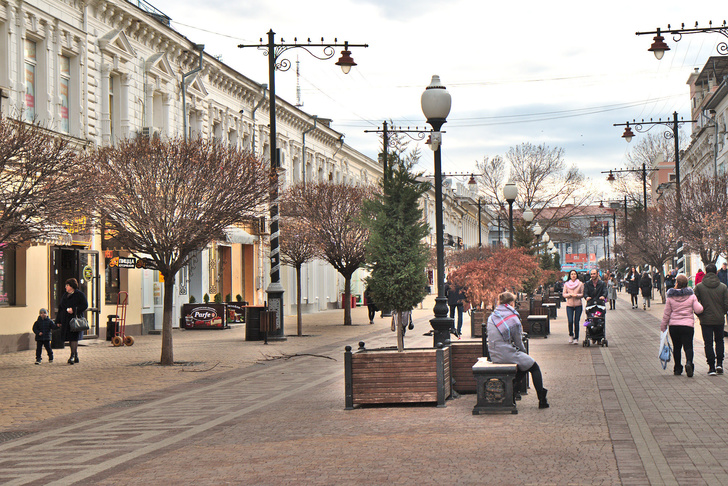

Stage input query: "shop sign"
[{"left": 118, "top": 257, "right": 136, "bottom": 268}]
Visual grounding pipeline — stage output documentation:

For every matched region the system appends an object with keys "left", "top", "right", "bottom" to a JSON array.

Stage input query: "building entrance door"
[{"left": 51, "top": 247, "right": 100, "bottom": 337}]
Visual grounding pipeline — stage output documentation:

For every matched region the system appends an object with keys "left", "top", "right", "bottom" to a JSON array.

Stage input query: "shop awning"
[{"left": 223, "top": 227, "right": 258, "bottom": 245}]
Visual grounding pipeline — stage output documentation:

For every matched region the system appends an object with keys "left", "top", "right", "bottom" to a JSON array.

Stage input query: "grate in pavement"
[
  {"left": 0, "top": 431, "right": 32, "bottom": 443},
  {"left": 134, "top": 361, "right": 205, "bottom": 367},
  {"left": 107, "top": 400, "right": 148, "bottom": 408}
]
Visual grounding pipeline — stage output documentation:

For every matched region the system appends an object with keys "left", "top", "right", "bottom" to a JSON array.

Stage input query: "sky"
[{"left": 144, "top": 0, "right": 725, "bottom": 199}]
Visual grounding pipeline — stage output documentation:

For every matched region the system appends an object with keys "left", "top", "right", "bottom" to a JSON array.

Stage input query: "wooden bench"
[
  {"left": 450, "top": 340, "right": 486, "bottom": 393},
  {"left": 542, "top": 302, "right": 557, "bottom": 320},
  {"left": 472, "top": 359, "right": 518, "bottom": 415}
]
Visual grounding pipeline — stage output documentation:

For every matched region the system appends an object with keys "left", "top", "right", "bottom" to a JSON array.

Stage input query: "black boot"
[
  {"left": 73, "top": 352, "right": 79, "bottom": 363},
  {"left": 68, "top": 354, "right": 74, "bottom": 365},
  {"left": 537, "top": 388, "right": 549, "bottom": 409}
]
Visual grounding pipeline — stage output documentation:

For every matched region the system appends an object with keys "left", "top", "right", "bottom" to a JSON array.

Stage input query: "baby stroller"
[{"left": 582, "top": 303, "right": 608, "bottom": 347}]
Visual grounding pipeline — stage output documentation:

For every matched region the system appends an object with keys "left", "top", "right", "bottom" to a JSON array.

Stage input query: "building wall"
[{"left": 0, "top": 0, "right": 387, "bottom": 353}]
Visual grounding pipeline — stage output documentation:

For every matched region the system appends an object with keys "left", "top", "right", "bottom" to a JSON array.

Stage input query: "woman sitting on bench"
[{"left": 487, "top": 291, "right": 550, "bottom": 409}]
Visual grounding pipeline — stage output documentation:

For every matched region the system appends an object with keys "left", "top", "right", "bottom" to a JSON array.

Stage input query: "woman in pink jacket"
[
  {"left": 661, "top": 274, "right": 704, "bottom": 377},
  {"left": 563, "top": 270, "right": 584, "bottom": 345}
]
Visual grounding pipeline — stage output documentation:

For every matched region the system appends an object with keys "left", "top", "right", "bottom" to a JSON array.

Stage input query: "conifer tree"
[{"left": 362, "top": 154, "right": 430, "bottom": 351}]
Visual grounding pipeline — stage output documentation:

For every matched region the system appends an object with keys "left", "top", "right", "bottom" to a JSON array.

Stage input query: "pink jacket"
[
  {"left": 660, "top": 287, "right": 703, "bottom": 332},
  {"left": 563, "top": 279, "right": 584, "bottom": 308}
]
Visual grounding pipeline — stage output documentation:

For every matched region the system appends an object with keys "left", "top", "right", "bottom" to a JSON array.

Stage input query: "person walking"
[
  {"left": 606, "top": 276, "right": 617, "bottom": 310},
  {"left": 56, "top": 278, "right": 88, "bottom": 365},
  {"left": 445, "top": 281, "right": 464, "bottom": 337},
  {"left": 32, "top": 308, "right": 56, "bottom": 365},
  {"left": 585, "top": 269, "right": 608, "bottom": 308},
  {"left": 694, "top": 263, "right": 728, "bottom": 375},
  {"left": 364, "top": 286, "right": 378, "bottom": 325},
  {"left": 718, "top": 262, "right": 728, "bottom": 287},
  {"left": 695, "top": 268, "right": 705, "bottom": 285},
  {"left": 627, "top": 267, "right": 641, "bottom": 309},
  {"left": 487, "top": 291, "right": 549, "bottom": 409},
  {"left": 562, "top": 270, "right": 584, "bottom": 345},
  {"left": 661, "top": 275, "right": 703, "bottom": 377},
  {"left": 640, "top": 271, "right": 653, "bottom": 309}
]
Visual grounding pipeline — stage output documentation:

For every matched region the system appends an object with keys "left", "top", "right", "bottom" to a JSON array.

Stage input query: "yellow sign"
[{"left": 83, "top": 265, "right": 93, "bottom": 280}]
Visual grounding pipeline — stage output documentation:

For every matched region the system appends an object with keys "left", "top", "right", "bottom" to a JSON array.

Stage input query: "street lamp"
[
  {"left": 467, "top": 174, "right": 484, "bottom": 247},
  {"left": 421, "top": 75, "right": 453, "bottom": 347},
  {"left": 522, "top": 206, "right": 534, "bottom": 223},
  {"left": 614, "top": 113, "right": 696, "bottom": 214},
  {"left": 532, "top": 222, "right": 542, "bottom": 255},
  {"left": 503, "top": 182, "right": 518, "bottom": 248},
  {"left": 636, "top": 22, "right": 728, "bottom": 60},
  {"left": 238, "top": 31, "right": 367, "bottom": 339},
  {"left": 603, "top": 164, "right": 648, "bottom": 211}
]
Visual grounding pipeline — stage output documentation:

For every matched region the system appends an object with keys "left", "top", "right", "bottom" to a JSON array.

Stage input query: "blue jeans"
[
  {"left": 449, "top": 304, "right": 464, "bottom": 333},
  {"left": 566, "top": 305, "right": 582, "bottom": 340}
]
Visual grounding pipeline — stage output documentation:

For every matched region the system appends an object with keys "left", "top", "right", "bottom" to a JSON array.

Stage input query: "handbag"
[{"left": 69, "top": 316, "right": 89, "bottom": 332}]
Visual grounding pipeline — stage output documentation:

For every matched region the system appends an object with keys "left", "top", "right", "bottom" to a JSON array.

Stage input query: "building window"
[
  {"left": 105, "top": 256, "right": 120, "bottom": 305},
  {"left": 109, "top": 75, "right": 115, "bottom": 142},
  {"left": 24, "top": 40, "right": 37, "bottom": 122},
  {"left": 0, "top": 245, "right": 16, "bottom": 306},
  {"left": 59, "top": 55, "right": 70, "bottom": 133}
]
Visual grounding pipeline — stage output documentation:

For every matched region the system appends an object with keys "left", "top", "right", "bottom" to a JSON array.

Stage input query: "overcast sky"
[{"left": 145, "top": 0, "right": 724, "bottom": 198}]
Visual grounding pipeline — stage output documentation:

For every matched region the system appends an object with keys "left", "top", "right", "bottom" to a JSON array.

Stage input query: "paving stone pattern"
[{"left": 1, "top": 293, "right": 728, "bottom": 484}]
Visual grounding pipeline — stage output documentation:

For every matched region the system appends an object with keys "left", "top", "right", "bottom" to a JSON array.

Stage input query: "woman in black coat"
[
  {"left": 56, "top": 278, "right": 88, "bottom": 365},
  {"left": 626, "top": 267, "right": 641, "bottom": 309}
]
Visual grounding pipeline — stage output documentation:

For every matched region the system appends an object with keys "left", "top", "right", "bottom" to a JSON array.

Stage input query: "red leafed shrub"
[{"left": 448, "top": 247, "right": 540, "bottom": 310}]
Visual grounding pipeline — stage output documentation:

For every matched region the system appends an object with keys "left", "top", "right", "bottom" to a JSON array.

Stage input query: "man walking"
[
  {"left": 718, "top": 262, "right": 728, "bottom": 287},
  {"left": 694, "top": 263, "right": 728, "bottom": 375},
  {"left": 584, "top": 269, "right": 607, "bottom": 308}
]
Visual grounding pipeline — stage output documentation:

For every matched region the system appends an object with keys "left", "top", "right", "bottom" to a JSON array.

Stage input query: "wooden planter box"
[
  {"left": 470, "top": 309, "right": 491, "bottom": 338},
  {"left": 344, "top": 345, "right": 451, "bottom": 409},
  {"left": 451, "top": 340, "right": 485, "bottom": 393}
]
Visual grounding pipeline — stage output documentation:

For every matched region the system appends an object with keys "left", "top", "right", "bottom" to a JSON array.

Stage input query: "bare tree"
[
  {"left": 622, "top": 204, "right": 678, "bottom": 302},
  {"left": 279, "top": 212, "right": 318, "bottom": 336},
  {"left": 0, "top": 117, "right": 88, "bottom": 245},
  {"left": 286, "top": 181, "right": 372, "bottom": 326},
  {"left": 673, "top": 172, "right": 728, "bottom": 265},
  {"left": 83, "top": 137, "right": 269, "bottom": 365},
  {"left": 475, "top": 143, "right": 592, "bottom": 237}
]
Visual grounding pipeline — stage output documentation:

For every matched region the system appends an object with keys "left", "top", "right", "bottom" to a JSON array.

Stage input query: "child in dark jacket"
[{"left": 33, "top": 308, "right": 57, "bottom": 364}]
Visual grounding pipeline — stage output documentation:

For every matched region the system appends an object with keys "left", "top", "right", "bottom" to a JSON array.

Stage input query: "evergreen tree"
[{"left": 362, "top": 154, "right": 430, "bottom": 351}]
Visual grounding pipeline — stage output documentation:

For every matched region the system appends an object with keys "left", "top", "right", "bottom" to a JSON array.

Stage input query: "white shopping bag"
[{"left": 659, "top": 329, "right": 672, "bottom": 370}]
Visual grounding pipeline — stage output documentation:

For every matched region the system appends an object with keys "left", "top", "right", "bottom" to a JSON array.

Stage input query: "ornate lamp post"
[
  {"left": 503, "top": 183, "right": 518, "bottom": 248},
  {"left": 421, "top": 75, "right": 453, "bottom": 347},
  {"left": 602, "top": 164, "right": 648, "bottom": 211},
  {"left": 636, "top": 22, "right": 728, "bottom": 60},
  {"left": 238, "top": 31, "right": 367, "bottom": 339},
  {"left": 613, "top": 115, "right": 694, "bottom": 214}
]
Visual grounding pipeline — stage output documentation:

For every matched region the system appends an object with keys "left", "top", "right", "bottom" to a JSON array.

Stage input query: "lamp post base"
[
  {"left": 430, "top": 296, "right": 454, "bottom": 347},
  {"left": 266, "top": 282, "right": 287, "bottom": 341}
]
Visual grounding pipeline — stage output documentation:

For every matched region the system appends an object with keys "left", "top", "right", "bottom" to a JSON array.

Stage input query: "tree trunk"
[
  {"left": 296, "top": 263, "right": 302, "bottom": 336},
  {"left": 396, "top": 310, "right": 404, "bottom": 352},
  {"left": 160, "top": 276, "right": 175, "bottom": 365},
  {"left": 344, "top": 275, "right": 352, "bottom": 326}
]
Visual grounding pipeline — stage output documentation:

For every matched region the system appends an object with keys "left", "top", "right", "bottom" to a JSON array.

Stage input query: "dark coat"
[
  {"left": 718, "top": 267, "right": 728, "bottom": 287},
  {"left": 584, "top": 278, "right": 608, "bottom": 307},
  {"left": 32, "top": 316, "right": 57, "bottom": 342},
  {"left": 640, "top": 274, "right": 653, "bottom": 297},
  {"left": 694, "top": 273, "right": 728, "bottom": 327},
  {"left": 57, "top": 289, "right": 88, "bottom": 341},
  {"left": 626, "top": 272, "right": 640, "bottom": 295},
  {"left": 445, "top": 283, "right": 464, "bottom": 308}
]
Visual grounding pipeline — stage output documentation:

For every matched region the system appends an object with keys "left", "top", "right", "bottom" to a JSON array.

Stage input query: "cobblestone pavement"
[{"left": 1, "top": 292, "right": 728, "bottom": 485}]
